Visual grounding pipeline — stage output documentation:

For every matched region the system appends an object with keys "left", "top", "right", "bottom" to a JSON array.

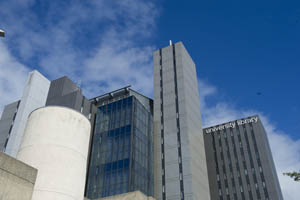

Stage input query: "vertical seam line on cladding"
[
  {"left": 172, "top": 44, "right": 185, "bottom": 200},
  {"left": 159, "top": 49, "right": 166, "bottom": 200}
]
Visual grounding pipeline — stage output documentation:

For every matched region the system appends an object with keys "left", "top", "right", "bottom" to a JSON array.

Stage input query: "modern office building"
[
  {"left": 0, "top": 70, "right": 50, "bottom": 157},
  {"left": 0, "top": 70, "right": 155, "bottom": 199},
  {"left": 0, "top": 42, "right": 284, "bottom": 200},
  {"left": 46, "top": 76, "right": 96, "bottom": 119},
  {"left": 86, "top": 87, "right": 154, "bottom": 199},
  {"left": 0, "top": 100, "right": 20, "bottom": 152},
  {"left": 203, "top": 115, "right": 283, "bottom": 200},
  {"left": 153, "top": 42, "right": 210, "bottom": 200}
]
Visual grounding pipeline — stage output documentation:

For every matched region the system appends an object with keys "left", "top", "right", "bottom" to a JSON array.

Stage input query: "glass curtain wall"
[{"left": 87, "top": 96, "right": 153, "bottom": 199}]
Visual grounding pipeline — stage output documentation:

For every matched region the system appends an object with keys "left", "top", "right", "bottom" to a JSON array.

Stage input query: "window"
[
  {"left": 87, "top": 96, "right": 154, "bottom": 199},
  {"left": 4, "top": 138, "right": 9, "bottom": 148},
  {"left": 249, "top": 191, "right": 254, "bottom": 200},
  {"left": 256, "top": 189, "right": 261, "bottom": 199},
  {"left": 234, "top": 193, "right": 238, "bottom": 200},
  {"left": 8, "top": 125, "right": 13, "bottom": 134}
]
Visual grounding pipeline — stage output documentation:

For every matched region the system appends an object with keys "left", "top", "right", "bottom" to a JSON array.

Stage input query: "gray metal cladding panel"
[
  {"left": 204, "top": 134, "right": 219, "bottom": 200},
  {"left": 46, "top": 77, "right": 65, "bottom": 99},
  {"left": 154, "top": 42, "right": 210, "bottom": 200},
  {"left": 0, "top": 121, "right": 10, "bottom": 138},
  {"left": 0, "top": 122, "right": 10, "bottom": 151},
  {"left": 46, "top": 90, "right": 81, "bottom": 110},
  {"left": 203, "top": 115, "right": 283, "bottom": 200},
  {"left": 46, "top": 76, "right": 92, "bottom": 116},
  {"left": 0, "top": 101, "right": 19, "bottom": 120},
  {"left": 0, "top": 101, "right": 19, "bottom": 152},
  {"left": 252, "top": 119, "right": 283, "bottom": 199},
  {"left": 61, "top": 77, "right": 80, "bottom": 96},
  {"left": 73, "top": 91, "right": 84, "bottom": 111},
  {"left": 47, "top": 76, "right": 80, "bottom": 99},
  {"left": 0, "top": 143, "right": 5, "bottom": 152},
  {"left": 0, "top": 118, "right": 13, "bottom": 132},
  {"left": 83, "top": 98, "right": 92, "bottom": 116}
]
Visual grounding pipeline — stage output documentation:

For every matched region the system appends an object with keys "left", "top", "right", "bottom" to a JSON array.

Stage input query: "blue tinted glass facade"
[{"left": 87, "top": 96, "right": 153, "bottom": 199}]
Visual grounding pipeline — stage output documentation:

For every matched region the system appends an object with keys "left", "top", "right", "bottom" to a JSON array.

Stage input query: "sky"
[{"left": 0, "top": 0, "right": 299, "bottom": 199}]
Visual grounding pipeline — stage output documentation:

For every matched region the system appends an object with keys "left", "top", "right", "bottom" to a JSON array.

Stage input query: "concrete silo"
[{"left": 17, "top": 106, "right": 91, "bottom": 200}]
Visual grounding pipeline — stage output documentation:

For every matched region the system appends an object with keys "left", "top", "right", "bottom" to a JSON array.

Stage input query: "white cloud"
[
  {"left": 199, "top": 80, "right": 300, "bottom": 200},
  {"left": 0, "top": 0, "right": 158, "bottom": 112},
  {"left": 0, "top": 41, "right": 30, "bottom": 115},
  {"left": 82, "top": 29, "right": 154, "bottom": 97},
  {"left": 1, "top": 2, "right": 299, "bottom": 199}
]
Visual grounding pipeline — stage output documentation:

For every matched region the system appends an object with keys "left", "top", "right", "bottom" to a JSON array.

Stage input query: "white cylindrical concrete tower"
[{"left": 17, "top": 106, "right": 91, "bottom": 200}]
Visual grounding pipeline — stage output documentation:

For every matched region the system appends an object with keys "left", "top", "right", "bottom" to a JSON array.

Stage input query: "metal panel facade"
[
  {"left": 46, "top": 76, "right": 92, "bottom": 118},
  {"left": 203, "top": 115, "right": 283, "bottom": 200},
  {"left": 153, "top": 42, "right": 210, "bottom": 200},
  {"left": 0, "top": 101, "right": 20, "bottom": 152}
]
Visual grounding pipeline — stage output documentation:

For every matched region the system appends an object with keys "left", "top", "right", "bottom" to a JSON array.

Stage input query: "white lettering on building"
[{"left": 205, "top": 116, "right": 258, "bottom": 134}]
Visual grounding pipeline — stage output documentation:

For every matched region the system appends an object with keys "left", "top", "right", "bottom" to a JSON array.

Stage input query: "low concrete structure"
[
  {"left": 0, "top": 152, "right": 37, "bottom": 200},
  {"left": 17, "top": 106, "right": 91, "bottom": 200},
  {"left": 94, "top": 191, "right": 155, "bottom": 200}
]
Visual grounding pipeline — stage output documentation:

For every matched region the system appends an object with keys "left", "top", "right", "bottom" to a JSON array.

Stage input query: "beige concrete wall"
[
  {"left": 93, "top": 191, "right": 155, "bottom": 200},
  {"left": 0, "top": 152, "right": 37, "bottom": 200},
  {"left": 17, "top": 106, "right": 91, "bottom": 200}
]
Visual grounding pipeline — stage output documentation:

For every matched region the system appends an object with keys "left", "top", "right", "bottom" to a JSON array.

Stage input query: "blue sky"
[
  {"left": 156, "top": 0, "right": 300, "bottom": 140},
  {"left": 0, "top": 0, "right": 299, "bottom": 199}
]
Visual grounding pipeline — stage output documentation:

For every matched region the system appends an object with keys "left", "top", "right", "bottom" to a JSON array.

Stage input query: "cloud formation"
[
  {"left": 199, "top": 80, "right": 300, "bottom": 200},
  {"left": 0, "top": 1, "right": 298, "bottom": 199},
  {"left": 0, "top": 41, "right": 30, "bottom": 115},
  {"left": 0, "top": 0, "right": 158, "bottom": 102}
]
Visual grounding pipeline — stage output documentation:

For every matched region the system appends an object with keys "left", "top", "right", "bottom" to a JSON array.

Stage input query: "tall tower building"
[
  {"left": 0, "top": 70, "right": 50, "bottom": 157},
  {"left": 153, "top": 42, "right": 210, "bottom": 200},
  {"left": 203, "top": 115, "right": 283, "bottom": 200}
]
